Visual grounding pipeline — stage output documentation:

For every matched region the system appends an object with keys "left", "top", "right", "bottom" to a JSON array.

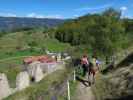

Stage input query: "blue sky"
[{"left": 0, "top": 0, "right": 132, "bottom": 19}]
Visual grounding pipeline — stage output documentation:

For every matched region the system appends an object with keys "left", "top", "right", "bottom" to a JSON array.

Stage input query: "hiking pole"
[{"left": 67, "top": 80, "right": 70, "bottom": 100}]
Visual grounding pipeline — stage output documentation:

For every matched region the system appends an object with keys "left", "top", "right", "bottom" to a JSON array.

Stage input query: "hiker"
[
  {"left": 81, "top": 55, "right": 89, "bottom": 77},
  {"left": 96, "top": 57, "right": 101, "bottom": 71},
  {"left": 88, "top": 62, "right": 95, "bottom": 84},
  {"left": 88, "top": 55, "right": 97, "bottom": 84}
]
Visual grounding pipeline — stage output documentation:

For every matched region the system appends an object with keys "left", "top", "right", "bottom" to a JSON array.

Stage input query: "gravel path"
[{"left": 74, "top": 77, "right": 95, "bottom": 100}]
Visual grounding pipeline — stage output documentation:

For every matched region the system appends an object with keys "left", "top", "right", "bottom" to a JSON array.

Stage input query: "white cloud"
[
  {"left": 45, "top": 15, "right": 63, "bottom": 19},
  {"left": 27, "top": 13, "right": 36, "bottom": 18},
  {"left": 75, "top": 4, "right": 112, "bottom": 11},
  {"left": 73, "top": 14, "right": 79, "bottom": 18},
  {"left": 0, "top": 12, "right": 63, "bottom": 19},
  {"left": 120, "top": 6, "right": 127, "bottom": 11},
  {"left": 27, "top": 13, "right": 63, "bottom": 19}
]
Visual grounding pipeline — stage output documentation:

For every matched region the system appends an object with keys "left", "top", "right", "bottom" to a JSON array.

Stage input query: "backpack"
[{"left": 89, "top": 62, "right": 93, "bottom": 68}]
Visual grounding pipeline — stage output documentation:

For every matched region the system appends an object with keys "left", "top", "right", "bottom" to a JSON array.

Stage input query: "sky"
[{"left": 0, "top": 0, "right": 132, "bottom": 19}]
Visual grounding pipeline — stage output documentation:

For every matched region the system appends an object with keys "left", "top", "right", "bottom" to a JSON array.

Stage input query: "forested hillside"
[{"left": 55, "top": 8, "right": 133, "bottom": 56}]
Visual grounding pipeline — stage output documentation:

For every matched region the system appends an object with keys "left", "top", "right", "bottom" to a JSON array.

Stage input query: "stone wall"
[
  {"left": 0, "top": 73, "right": 11, "bottom": 100},
  {"left": 0, "top": 61, "right": 65, "bottom": 100},
  {"left": 16, "top": 71, "right": 30, "bottom": 91}
]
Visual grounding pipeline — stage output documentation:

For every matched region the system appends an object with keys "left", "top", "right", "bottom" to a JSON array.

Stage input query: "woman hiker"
[{"left": 81, "top": 55, "right": 89, "bottom": 77}]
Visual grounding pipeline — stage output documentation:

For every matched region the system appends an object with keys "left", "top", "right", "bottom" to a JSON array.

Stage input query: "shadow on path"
[
  {"left": 76, "top": 76, "right": 90, "bottom": 87},
  {"left": 75, "top": 76, "right": 96, "bottom": 100}
]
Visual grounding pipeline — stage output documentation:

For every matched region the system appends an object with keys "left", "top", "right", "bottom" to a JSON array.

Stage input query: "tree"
[
  {"left": 102, "top": 8, "right": 121, "bottom": 19},
  {"left": 55, "top": 8, "right": 130, "bottom": 56}
]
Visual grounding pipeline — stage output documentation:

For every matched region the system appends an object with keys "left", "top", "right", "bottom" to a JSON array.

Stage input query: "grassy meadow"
[{"left": 0, "top": 28, "right": 71, "bottom": 88}]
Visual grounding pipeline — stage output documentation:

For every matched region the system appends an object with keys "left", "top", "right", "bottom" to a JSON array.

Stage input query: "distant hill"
[{"left": 0, "top": 17, "right": 65, "bottom": 31}]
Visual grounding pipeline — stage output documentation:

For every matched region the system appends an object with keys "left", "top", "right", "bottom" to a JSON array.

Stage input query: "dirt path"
[{"left": 74, "top": 81, "right": 95, "bottom": 100}]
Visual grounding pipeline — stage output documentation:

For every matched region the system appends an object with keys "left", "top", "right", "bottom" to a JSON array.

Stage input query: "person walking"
[
  {"left": 89, "top": 55, "right": 97, "bottom": 84},
  {"left": 95, "top": 56, "right": 102, "bottom": 71},
  {"left": 81, "top": 55, "right": 89, "bottom": 77}
]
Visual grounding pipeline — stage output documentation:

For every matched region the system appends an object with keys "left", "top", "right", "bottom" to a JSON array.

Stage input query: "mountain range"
[{"left": 0, "top": 17, "right": 65, "bottom": 31}]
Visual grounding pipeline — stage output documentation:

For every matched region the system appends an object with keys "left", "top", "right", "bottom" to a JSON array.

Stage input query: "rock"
[
  {"left": 39, "top": 63, "right": 49, "bottom": 73},
  {"left": 130, "top": 64, "right": 133, "bottom": 69},
  {"left": 16, "top": 71, "right": 30, "bottom": 91},
  {"left": 109, "top": 77, "right": 121, "bottom": 86},
  {"left": 27, "top": 61, "right": 44, "bottom": 82},
  {"left": 27, "top": 61, "right": 41, "bottom": 76},
  {"left": 27, "top": 61, "right": 65, "bottom": 82},
  {"left": 40, "top": 63, "right": 52, "bottom": 73},
  {"left": 0, "top": 73, "right": 11, "bottom": 100},
  {"left": 34, "top": 65, "right": 44, "bottom": 82}
]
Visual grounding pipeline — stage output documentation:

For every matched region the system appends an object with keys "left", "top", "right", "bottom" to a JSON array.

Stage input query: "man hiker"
[{"left": 88, "top": 55, "right": 98, "bottom": 84}]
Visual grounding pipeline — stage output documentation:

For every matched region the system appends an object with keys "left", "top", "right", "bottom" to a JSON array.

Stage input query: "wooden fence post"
[
  {"left": 74, "top": 70, "right": 76, "bottom": 82},
  {"left": 67, "top": 80, "right": 70, "bottom": 100}
]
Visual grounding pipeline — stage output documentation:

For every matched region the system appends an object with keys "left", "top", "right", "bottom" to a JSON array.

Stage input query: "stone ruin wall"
[{"left": 0, "top": 61, "right": 65, "bottom": 100}]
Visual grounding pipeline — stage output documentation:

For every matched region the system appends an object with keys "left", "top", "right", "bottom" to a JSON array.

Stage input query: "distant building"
[
  {"left": 23, "top": 55, "right": 56, "bottom": 65},
  {"left": 23, "top": 55, "right": 65, "bottom": 77}
]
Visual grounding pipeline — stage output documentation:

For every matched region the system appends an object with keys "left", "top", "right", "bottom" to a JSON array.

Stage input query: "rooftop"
[{"left": 23, "top": 55, "right": 56, "bottom": 64}]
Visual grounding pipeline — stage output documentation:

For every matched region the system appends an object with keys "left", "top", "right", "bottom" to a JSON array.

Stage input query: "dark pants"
[{"left": 82, "top": 64, "right": 88, "bottom": 77}]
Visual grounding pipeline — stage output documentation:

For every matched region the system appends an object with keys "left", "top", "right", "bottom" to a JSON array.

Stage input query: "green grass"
[
  {"left": 0, "top": 52, "right": 42, "bottom": 88},
  {"left": 0, "top": 50, "right": 42, "bottom": 60},
  {"left": 41, "top": 38, "right": 71, "bottom": 52},
  {"left": 0, "top": 31, "right": 71, "bottom": 60},
  {"left": 69, "top": 81, "right": 78, "bottom": 100},
  {"left": 0, "top": 30, "right": 72, "bottom": 88},
  {"left": 4, "top": 69, "right": 70, "bottom": 100},
  {"left": 0, "top": 57, "right": 24, "bottom": 88}
]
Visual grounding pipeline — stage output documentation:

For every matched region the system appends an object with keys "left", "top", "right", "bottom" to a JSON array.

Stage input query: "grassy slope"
[
  {"left": 4, "top": 67, "right": 78, "bottom": 100},
  {"left": 0, "top": 30, "right": 71, "bottom": 88},
  {"left": 0, "top": 57, "right": 26, "bottom": 88},
  {"left": 0, "top": 31, "right": 71, "bottom": 59},
  {"left": 4, "top": 69, "right": 68, "bottom": 100}
]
